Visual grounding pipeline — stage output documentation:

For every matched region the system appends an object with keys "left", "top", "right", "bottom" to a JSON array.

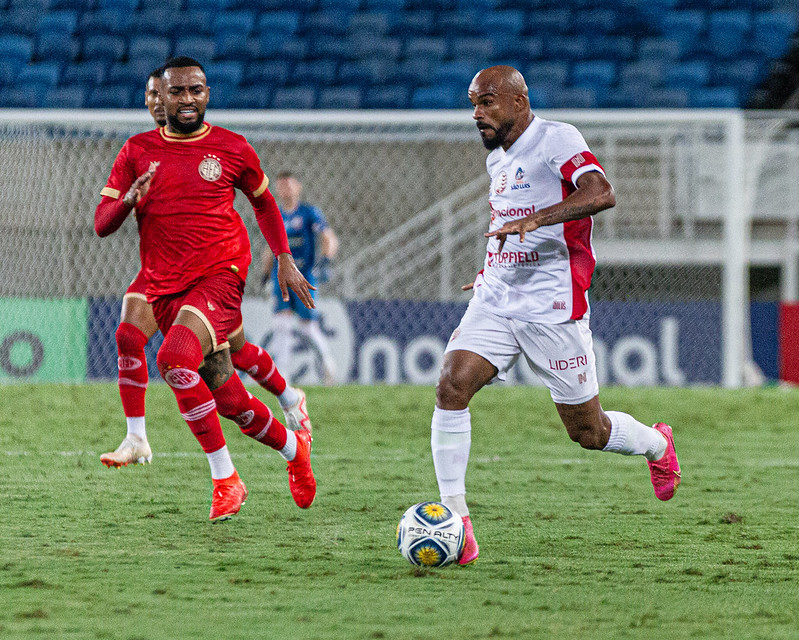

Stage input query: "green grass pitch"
[{"left": 1, "top": 383, "right": 798, "bottom": 640}]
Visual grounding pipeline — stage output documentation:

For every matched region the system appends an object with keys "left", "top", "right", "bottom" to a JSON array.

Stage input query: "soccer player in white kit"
[{"left": 432, "top": 66, "right": 681, "bottom": 565}]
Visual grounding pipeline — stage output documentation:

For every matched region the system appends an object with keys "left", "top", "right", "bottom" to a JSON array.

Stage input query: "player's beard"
[
  {"left": 479, "top": 120, "right": 514, "bottom": 150},
  {"left": 167, "top": 109, "right": 206, "bottom": 134}
]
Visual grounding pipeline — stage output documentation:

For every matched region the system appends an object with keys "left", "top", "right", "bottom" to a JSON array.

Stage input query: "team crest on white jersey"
[
  {"left": 198, "top": 154, "right": 222, "bottom": 182},
  {"left": 494, "top": 171, "right": 508, "bottom": 195}
]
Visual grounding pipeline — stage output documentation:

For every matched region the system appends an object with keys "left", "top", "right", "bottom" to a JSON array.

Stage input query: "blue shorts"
[{"left": 273, "top": 275, "right": 318, "bottom": 321}]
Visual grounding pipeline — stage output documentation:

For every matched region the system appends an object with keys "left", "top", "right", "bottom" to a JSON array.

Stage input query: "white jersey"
[{"left": 471, "top": 116, "right": 605, "bottom": 324}]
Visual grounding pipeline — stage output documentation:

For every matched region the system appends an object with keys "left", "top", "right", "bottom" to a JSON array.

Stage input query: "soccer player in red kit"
[
  {"left": 95, "top": 57, "right": 316, "bottom": 521},
  {"left": 102, "top": 67, "right": 313, "bottom": 470}
]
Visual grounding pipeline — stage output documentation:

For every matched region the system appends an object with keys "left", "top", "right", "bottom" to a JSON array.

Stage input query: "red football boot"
[
  {"left": 287, "top": 428, "right": 316, "bottom": 508},
  {"left": 209, "top": 470, "right": 248, "bottom": 522}
]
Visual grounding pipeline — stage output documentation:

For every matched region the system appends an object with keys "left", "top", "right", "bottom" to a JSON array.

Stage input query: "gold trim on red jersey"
[
  {"left": 101, "top": 186, "right": 121, "bottom": 199},
  {"left": 159, "top": 123, "right": 212, "bottom": 143},
  {"left": 252, "top": 174, "right": 269, "bottom": 198}
]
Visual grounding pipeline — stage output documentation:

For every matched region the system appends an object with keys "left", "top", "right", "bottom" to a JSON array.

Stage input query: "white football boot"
[
  {"left": 100, "top": 434, "right": 153, "bottom": 468},
  {"left": 281, "top": 387, "right": 313, "bottom": 434}
]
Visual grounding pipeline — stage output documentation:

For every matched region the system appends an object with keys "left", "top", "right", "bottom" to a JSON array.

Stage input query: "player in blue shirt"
[{"left": 263, "top": 171, "right": 339, "bottom": 385}]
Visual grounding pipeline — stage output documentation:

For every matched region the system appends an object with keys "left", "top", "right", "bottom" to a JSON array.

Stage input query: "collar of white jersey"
[{"left": 502, "top": 116, "right": 541, "bottom": 160}]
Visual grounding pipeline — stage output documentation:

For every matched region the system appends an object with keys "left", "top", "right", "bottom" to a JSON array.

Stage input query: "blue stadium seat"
[
  {"left": 431, "top": 61, "right": 475, "bottom": 87},
  {"left": 638, "top": 37, "right": 682, "bottom": 61},
  {"left": 8, "top": 0, "right": 51, "bottom": 9},
  {"left": 527, "top": 9, "right": 571, "bottom": 35},
  {"left": 574, "top": 9, "right": 617, "bottom": 35},
  {"left": 364, "top": 0, "right": 408, "bottom": 9},
  {"left": 348, "top": 35, "right": 402, "bottom": 60},
  {"left": 407, "top": 0, "right": 453, "bottom": 10},
  {"left": 173, "top": 37, "right": 216, "bottom": 61},
  {"left": 713, "top": 58, "right": 766, "bottom": 88},
  {"left": 546, "top": 35, "right": 590, "bottom": 61},
  {"left": 482, "top": 10, "right": 525, "bottom": 37},
  {"left": 319, "top": 0, "right": 360, "bottom": 9},
  {"left": 272, "top": 86, "right": 317, "bottom": 109},
  {"left": 128, "top": 36, "right": 172, "bottom": 66},
  {"left": 541, "top": 87, "right": 597, "bottom": 109},
  {"left": 449, "top": 37, "right": 494, "bottom": 62},
  {"left": 293, "top": 60, "right": 338, "bottom": 85},
  {"left": 3, "top": 8, "right": 43, "bottom": 36},
  {"left": 215, "top": 33, "right": 258, "bottom": 61},
  {"left": 644, "top": 88, "right": 689, "bottom": 108},
  {"left": 317, "top": 86, "right": 363, "bottom": 109},
  {"left": 708, "top": 10, "right": 751, "bottom": 59},
  {"left": 106, "top": 60, "right": 154, "bottom": 87},
  {"left": 337, "top": 60, "right": 389, "bottom": 86},
  {"left": 212, "top": 11, "right": 256, "bottom": 37},
  {"left": 97, "top": 0, "right": 140, "bottom": 9},
  {"left": 403, "top": 37, "right": 447, "bottom": 61},
  {"left": 88, "top": 84, "right": 134, "bottom": 108},
  {"left": 82, "top": 35, "right": 127, "bottom": 63},
  {"left": 387, "top": 58, "right": 435, "bottom": 86},
  {"left": 436, "top": 11, "right": 480, "bottom": 36},
  {"left": 254, "top": 0, "right": 317, "bottom": 10},
  {"left": 302, "top": 10, "right": 353, "bottom": 36},
  {"left": 227, "top": 85, "right": 271, "bottom": 109},
  {"left": 62, "top": 60, "right": 106, "bottom": 86},
  {"left": 664, "top": 60, "right": 710, "bottom": 89},
  {"left": 619, "top": 60, "right": 665, "bottom": 87},
  {"left": 310, "top": 36, "right": 353, "bottom": 61},
  {"left": 204, "top": 61, "right": 244, "bottom": 87},
  {"left": 139, "top": 0, "right": 181, "bottom": 9},
  {"left": 256, "top": 33, "right": 295, "bottom": 59},
  {"left": 36, "top": 10, "right": 79, "bottom": 36},
  {"left": 130, "top": 10, "right": 179, "bottom": 37},
  {"left": 410, "top": 85, "right": 465, "bottom": 109},
  {"left": 571, "top": 61, "right": 616, "bottom": 90},
  {"left": 274, "top": 39, "right": 309, "bottom": 62},
  {"left": 689, "top": 86, "right": 739, "bottom": 108},
  {"left": 205, "top": 82, "right": 237, "bottom": 108},
  {"left": 77, "top": 10, "right": 133, "bottom": 36},
  {"left": 388, "top": 11, "right": 435, "bottom": 37},
  {"left": 16, "top": 61, "right": 61, "bottom": 87},
  {"left": 174, "top": 11, "right": 214, "bottom": 37},
  {"left": 0, "top": 86, "right": 44, "bottom": 108},
  {"left": 525, "top": 61, "right": 569, "bottom": 86},
  {"left": 453, "top": 0, "right": 499, "bottom": 9},
  {"left": 36, "top": 34, "right": 80, "bottom": 62},
  {"left": 348, "top": 11, "right": 396, "bottom": 36},
  {"left": 42, "top": 85, "right": 87, "bottom": 108},
  {"left": 363, "top": 84, "right": 411, "bottom": 108},
  {"left": 185, "top": 0, "right": 231, "bottom": 8},
  {"left": 49, "top": 0, "right": 92, "bottom": 8},
  {"left": 242, "top": 60, "right": 292, "bottom": 86},
  {"left": 589, "top": 35, "right": 635, "bottom": 61},
  {"left": 751, "top": 11, "right": 797, "bottom": 58},
  {"left": 0, "top": 35, "right": 33, "bottom": 63},
  {"left": 256, "top": 11, "right": 301, "bottom": 35},
  {"left": 490, "top": 36, "right": 543, "bottom": 61},
  {"left": 660, "top": 10, "right": 706, "bottom": 56}
]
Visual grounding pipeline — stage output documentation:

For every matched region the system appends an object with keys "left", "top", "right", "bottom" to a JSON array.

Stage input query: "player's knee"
[
  {"left": 436, "top": 373, "right": 472, "bottom": 410},
  {"left": 156, "top": 326, "right": 204, "bottom": 382},
  {"left": 566, "top": 423, "right": 605, "bottom": 450},
  {"left": 116, "top": 322, "right": 148, "bottom": 354}
]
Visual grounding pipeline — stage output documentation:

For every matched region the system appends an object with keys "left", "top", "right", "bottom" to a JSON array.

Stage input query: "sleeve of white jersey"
[{"left": 544, "top": 123, "right": 605, "bottom": 187}]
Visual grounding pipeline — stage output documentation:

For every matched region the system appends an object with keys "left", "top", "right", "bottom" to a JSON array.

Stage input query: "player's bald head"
[
  {"left": 469, "top": 66, "right": 529, "bottom": 102},
  {"left": 468, "top": 66, "right": 533, "bottom": 151}
]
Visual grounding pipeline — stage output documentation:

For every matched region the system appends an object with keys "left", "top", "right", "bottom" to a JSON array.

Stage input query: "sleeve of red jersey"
[
  {"left": 237, "top": 141, "right": 291, "bottom": 256},
  {"left": 94, "top": 141, "right": 137, "bottom": 237},
  {"left": 546, "top": 124, "right": 605, "bottom": 187}
]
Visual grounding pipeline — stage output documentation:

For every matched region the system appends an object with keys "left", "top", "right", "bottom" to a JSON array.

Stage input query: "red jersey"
[{"left": 99, "top": 124, "right": 274, "bottom": 297}]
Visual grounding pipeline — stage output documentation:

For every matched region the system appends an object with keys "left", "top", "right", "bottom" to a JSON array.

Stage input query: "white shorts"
[{"left": 445, "top": 302, "right": 599, "bottom": 405}]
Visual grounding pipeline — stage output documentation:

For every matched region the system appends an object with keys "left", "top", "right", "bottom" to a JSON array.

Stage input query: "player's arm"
[{"left": 94, "top": 156, "right": 158, "bottom": 237}]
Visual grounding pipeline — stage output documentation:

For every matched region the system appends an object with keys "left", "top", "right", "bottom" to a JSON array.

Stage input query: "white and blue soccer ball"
[{"left": 396, "top": 502, "right": 465, "bottom": 567}]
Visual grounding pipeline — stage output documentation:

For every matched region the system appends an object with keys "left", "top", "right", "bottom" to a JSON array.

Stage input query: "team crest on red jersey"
[{"left": 198, "top": 154, "right": 223, "bottom": 182}]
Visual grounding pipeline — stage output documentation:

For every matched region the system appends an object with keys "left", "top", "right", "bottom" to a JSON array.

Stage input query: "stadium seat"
[
  {"left": 77, "top": 10, "right": 133, "bottom": 36},
  {"left": 708, "top": 10, "right": 751, "bottom": 59},
  {"left": 337, "top": 60, "right": 389, "bottom": 87},
  {"left": 638, "top": 37, "right": 682, "bottom": 61},
  {"left": 431, "top": 61, "right": 475, "bottom": 87},
  {"left": 82, "top": 35, "right": 127, "bottom": 63},
  {"left": 227, "top": 85, "right": 271, "bottom": 109},
  {"left": 106, "top": 60, "right": 154, "bottom": 87},
  {"left": 713, "top": 58, "right": 766, "bottom": 88},
  {"left": 660, "top": 10, "right": 706, "bottom": 56},
  {"left": 538, "top": 86, "right": 597, "bottom": 109},
  {"left": 387, "top": 58, "right": 435, "bottom": 86},
  {"left": 349, "top": 11, "right": 396, "bottom": 36},
  {"left": 88, "top": 84, "right": 134, "bottom": 109},
  {"left": 293, "top": 60, "right": 338, "bottom": 86},
  {"left": 363, "top": 84, "right": 411, "bottom": 108},
  {"left": 644, "top": 88, "right": 689, "bottom": 108},
  {"left": 242, "top": 60, "right": 292, "bottom": 86},
  {"left": 482, "top": 10, "right": 524, "bottom": 37},
  {"left": 212, "top": 11, "right": 256, "bottom": 37},
  {"left": 527, "top": 9, "right": 571, "bottom": 35},
  {"left": 410, "top": 85, "right": 465, "bottom": 109},
  {"left": 205, "top": 82, "right": 237, "bottom": 108},
  {"left": 216, "top": 34, "right": 258, "bottom": 61},
  {"left": 589, "top": 35, "right": 636, "bottom": 61},
  {"left": 751, "top": 11, "right": 797, "bottom": 58},
  {"left": 319, "top": 0, "right": 360, "bottom": 9},
  {"left": 309, "top": 36, "right": 352, "bottom": 61},
  {"left": 574, "top": 9, "right": 617, "bottom": 35},
  {"left": 128, "top": 36, "right": 172, "bottom": 66},
  {"left": 173, "top": 37, "right": 216, "bottom": 62},
  {"left": 0, "top": 86, "right": 44, "bottom": 108},
  {"left": 16, "top": 61, "right": 61, "bottom": 87},
  {"left": 364, "top": 0, "right": 408, "bottom": 9},
  {"left": 204, "top": 61, "right": 244, "bottom": 87},
  {"left": 619, "top": 60, "right": 666, "bottom": 87},
  {"left": 130, "top": 10, "right": 180, "bottom": 38},
  {"left": 97, "top": 0, "right": 140, "bottom": 9},
  {"left": 453, "top": 0, "right": 499, "bottom": 9},
  {"left": 173, "top": 10, "right": 214, "bottom": 37},
  {"left": 8, "top": 0, "right": 51, "bottom": 9},
  {"left": 317, "top": 86, "right": 363, "bottom": 109},
  {"left": 664, "top": 60, "right": 710, "bottom": 89},
  {"left": 689, "top": 86, "right": 739, "bottom": 107},
  {"left": 62, "top": 60, "right": 106, "bottom": 86},
  {"left": 546, "top": 35, "right": 591, "bottom": 61},
  {"left": 490, "top": 36, "right": 543, "bottom": 61},
  {"left": 2, "top": 8, "right": 43, "bottom": 37},
  {"left": 49, "top": 0, "right": 92, "bottom": 8},
  {"left": 403, "top": 37, "right": 447, "bottom": 61},
  {"left": 0, "top": 35, "right": 34, "bottom": 64},
  {"left": 348, "top": 35, "right": 402, "bottom": 60},
  {"left": 436, "top": 11, "right": 480, "bottom": 36},
  {"left": 525, "top": 61, "right": 570, "bottom": 86},
  {"left": 302, "top": 10, "right": 353, "bottom": 36},
  {"left": 272, "top": 86, "right": 317, "bottom": 109},
  {"left": 407, "top": 0, "right": 453, "bottom": 10},
  {"left": 388, "top": 11, "right": 436, "bottom": 37},
  {"left": 255, "top": 11, "right": 301, "bottom": 35},
  {"left": 256, "top": 33, "right": 294, "bottom": 58},
  {"left": 571, "top": 60, "right": 617, "bottom": 90},
  {"left": 35, "top": 34, "right": 80, "bottom": 62},
  {"left": 184, "top": 0, "right": 231, "bottom": 8},
  {"left": 139, "top": 0, "right": 181, "bottom": 9},
  {"left": 274, "top": 39, "right": 309, "bottom": 63},
  {"left": 42, "top": 85, "right": 87, "bottom": 108},
  {"left": 36, "top": 10, "right": 79, "bottom": 36},
  {"left": 449, "top": 37, "right": 494, "bottom": 62}
]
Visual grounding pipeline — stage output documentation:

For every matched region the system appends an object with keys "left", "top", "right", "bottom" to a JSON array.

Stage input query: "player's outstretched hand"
[
  {"left": 277, "top": 253, "right": 316, "bottom": 309},
  {"left": 123, "top": 161, "right": 159, "bottom": 207},
  {"left": 485, "top": 215, "right": 540, "bottom": 253},
  {"left": 461, "top": 281, "right": 474, "bottom": 291}
]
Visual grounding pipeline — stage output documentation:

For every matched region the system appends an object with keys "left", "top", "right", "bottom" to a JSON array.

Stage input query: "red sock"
[
  {"left": 116, "top": 322, "right": 149, "bottom": 418},
  {"left": 157, "top": 325, "right": 225, "bottom": 453},
  {"left": 212, "top": 374, "right": 288, "bottom": 450},
  {"left": 231, "top": 341, "right": 287, "bottom": 396}
]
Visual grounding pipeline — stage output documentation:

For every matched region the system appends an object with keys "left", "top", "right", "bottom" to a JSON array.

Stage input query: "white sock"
[
  {"left": 278, "top": 386, "right": 300, "bottom": 409},
  {"left": 603, "top": 411, "right": 667, "bottom": 461},
  {"left": 278, "top": 429, "right": 297, "bottom": 461},
  {"left": 300, "top": 320, "right": 336, "bottom": 378},
  {"left": 431, "top": 407, "right": 471, "bottom": 510},
  {"left": 207, "top": 445, "right": 235, "bottom": 480},
  {"left": 270, "top": 313, "right": 294, "bottom": 380},
  {"left": 126, "top": 416, "right": 147, "bottom": 440}
]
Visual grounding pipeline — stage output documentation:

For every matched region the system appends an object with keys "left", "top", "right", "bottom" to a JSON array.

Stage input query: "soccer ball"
[{"left": 396, "top": 502, "right": 465, "bottom": 567}]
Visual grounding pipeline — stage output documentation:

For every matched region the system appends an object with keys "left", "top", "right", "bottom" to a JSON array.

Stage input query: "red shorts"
[
  {"left": 150, "top": 270, "right": 245, "bottom": 352},
  {"left": 124, "top": 269, "right": 148, "bottom": 299}
]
